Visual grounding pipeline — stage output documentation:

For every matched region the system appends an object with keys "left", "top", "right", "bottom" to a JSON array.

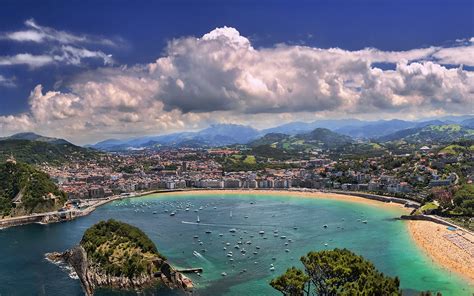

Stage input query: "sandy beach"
[
  {"left": 156, "top": 189, "right": 474, "bottom": 284},
  {"left": 408, "top": 220, "right": 474, "bottom": 284}
]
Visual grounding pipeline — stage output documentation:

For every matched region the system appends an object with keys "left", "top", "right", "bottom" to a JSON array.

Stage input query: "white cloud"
[
  {"left": 0, "top": 75, "right": 15, "bottom": 87},
  {"left": 0, "top": 53, "right": 54, "bottom": 67},
  {"left": 2, "top": 19, "right": 118, "bottom": 47},
  {"left": 0, "top": 20, "right": 117, "bottom": 68},
  {"left": 1, "top": 27, "right": 473, "bottom": 144},
  {"left": 432, "top": 44, "right": 474, "bottom": 66},
  {"left": 54, "top": 45, "right": 114, "bottom": 65}
]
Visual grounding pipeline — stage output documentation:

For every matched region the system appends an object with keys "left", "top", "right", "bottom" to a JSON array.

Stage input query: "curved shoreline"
[
  {"left": 407, "top": 220, "right": 474, "bottom": 284},
  {"left": 2, "top": 188, "right": 472, "bottom": 286}
]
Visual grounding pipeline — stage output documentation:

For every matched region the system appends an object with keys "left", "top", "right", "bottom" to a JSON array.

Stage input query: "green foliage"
[
  {"left": 452, "top": 184, "right": 474, "bottom": 216},
  {"left": 0, "top": 139, "right": 100, "bottom": 165},
  {"left": 0, "top": 161, "right": 66, "bottom": 217},
  {"left": 81, "top": 219, "right": 164, "bottom": 279},
  {"left": 270, "top": 267, "right": 309, "bottom": 296},
  {"left": 251, "top": 145, "right": 294, "bottom": 160},
  {"left": 271, "top": 248, "right": 401, "bottom": 296}
]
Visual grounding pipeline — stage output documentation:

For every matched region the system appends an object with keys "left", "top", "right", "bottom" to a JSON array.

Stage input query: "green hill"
[
  {"left": 379, "top": 124, "right": 474, "bottom": 144},
  {"left": 81, "top": 219, "right": 164, "bottom": 278},
  {"left": 0, "top": 161, "right": 66, "bottom": 217},
  {"left": 0, "top": 139, "right": 101, "bottom": 165},
  {"left": 250, "top": 128, "right": 352, "bottom": 151},
  {"left": 298, "top": 128, "right": 353, "bottom": 148},
  {"left": 249, "top": 133, "right": 290, "bottom": 147}
]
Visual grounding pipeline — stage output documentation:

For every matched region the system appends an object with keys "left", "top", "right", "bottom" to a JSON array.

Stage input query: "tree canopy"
[
  {"left": 271, "top": 267, "right": 310, "bottom": 296},
  {"left": 81, "top": 219, "right": 164, "bottom": 278},
  {"left": 0, "top": 161, "right": 65, "bottom": 217},
  {"left": 270, "top": 248, "right": 401, "bottom": 296}
]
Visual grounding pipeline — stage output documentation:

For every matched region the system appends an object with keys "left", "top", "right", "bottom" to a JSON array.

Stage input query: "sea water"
[{"left": 0, "top": 193, "right": 471, "bottom": 295}]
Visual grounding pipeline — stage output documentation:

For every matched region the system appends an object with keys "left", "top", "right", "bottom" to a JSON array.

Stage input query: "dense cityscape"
[{"left": 0, "top": 1, "right": 473, "bottom": 295}]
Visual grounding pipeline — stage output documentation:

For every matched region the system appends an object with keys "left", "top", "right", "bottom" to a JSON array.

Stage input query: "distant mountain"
[
  {"left": 89, "top": 116, "right": 474, "bottom": 150},
  {"left": 261, "top": 119, "right": 364, "bottom": 135},
  {"left": 461, "top": 118, "right": 474, "bottom": 129},
  {"left": 335, "top": 120, "right": 417, "bottom": 138},
  {"left": 250, "top": 133, "right": 289, "bottom": 147},
  {"left": 250, "top": 128, "right": 352, "bottom": 151},
  {"left": 299, "top": 128, "right": 353, "bottom": 148},
  {"left": 91, "top": 124, "right": 260, "bottom": 150},
  {"left": 378, "top": 124, "right": 474, "bottom": 143},
  {"left": 0, "top": 133, "right": 100, "bottom": 165},
  {"left": 1, "top": 132, "right": 71, "bottom": 145}
]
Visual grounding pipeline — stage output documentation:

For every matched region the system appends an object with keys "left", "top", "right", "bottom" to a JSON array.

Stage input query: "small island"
[{"left": 47, "top": 219, "right": 193, "bottom": 295}]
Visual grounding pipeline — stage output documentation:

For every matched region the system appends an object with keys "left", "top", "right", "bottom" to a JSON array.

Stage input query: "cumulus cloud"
[{"left": 1, "top": 27, "right": 473, "bottom": 144}]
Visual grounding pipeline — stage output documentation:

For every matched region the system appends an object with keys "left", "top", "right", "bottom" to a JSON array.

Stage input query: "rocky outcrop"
[
  {"left": 47, "top": 246, "right": 193, "bottom": 295},
  {"left": 47, "top": 246, "right": 160, "bottom": 296}
]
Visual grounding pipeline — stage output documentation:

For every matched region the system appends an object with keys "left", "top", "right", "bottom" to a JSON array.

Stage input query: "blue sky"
[{"left": 0, "top": 0, "right": 473, "bottom": 143}]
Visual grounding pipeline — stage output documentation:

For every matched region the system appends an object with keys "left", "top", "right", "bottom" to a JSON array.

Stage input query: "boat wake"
[{"left": 193, "top": 250, "right": 205, "bottom": 259}]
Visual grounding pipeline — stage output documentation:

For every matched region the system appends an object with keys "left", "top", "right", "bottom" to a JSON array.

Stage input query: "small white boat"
[
  {"left": 170, "top": 212, "right": 176, "bottom": 216},
  {"left": 280, "top": 236, "right": 286, "bottom": 239},
  {"left": 229, "top": 228, "right": 237, "bottom": 233},
  {"left": 219, "top": 233, "right": 224, "bottom": 237},
  {"left": 323, "top": 224, "right": 328, "bottom": 228},
  {"left": 205, "top": 230, "right": 212, "bottom": 234},
  {"left": 221, "top": 272, "right": 227, "bottom": 276},
  {"left": 234, "top": 245, "right": 240, "bottom": 249},
  {"left": 259, "top": 230, "right": 265, "bottom": 235},
  {"left": 285, "top": 249, "right": 290, "bottom": 252},
  {"left": 197, "top": 216, "right": 200, "bottom": 223}
]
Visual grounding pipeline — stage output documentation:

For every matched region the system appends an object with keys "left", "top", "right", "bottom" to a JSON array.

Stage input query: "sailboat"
[
  {"left": 197, "top": 215, "right": 200, "bottom": 223},
  {"left": 230, "top": 210, "right": 233, "bottom": 218}
]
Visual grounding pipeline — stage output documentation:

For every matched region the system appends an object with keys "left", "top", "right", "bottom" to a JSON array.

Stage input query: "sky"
[{"left": 0, "top": 0, "right": 473, "bottom": 144}]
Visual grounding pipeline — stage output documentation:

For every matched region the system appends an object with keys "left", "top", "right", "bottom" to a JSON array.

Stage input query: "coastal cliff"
[{"left": 47, "top": 219, "right": 193, "bottom": 295}]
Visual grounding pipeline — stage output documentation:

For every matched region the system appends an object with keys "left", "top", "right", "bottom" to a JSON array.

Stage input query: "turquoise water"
[{"left": 0, "top": 193, "right": 472, "bottom": 295}]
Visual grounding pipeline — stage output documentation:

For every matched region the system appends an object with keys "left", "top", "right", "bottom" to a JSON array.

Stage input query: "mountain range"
[{"left": 88, "top": 115, "right": 473, "bottom": 150}]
